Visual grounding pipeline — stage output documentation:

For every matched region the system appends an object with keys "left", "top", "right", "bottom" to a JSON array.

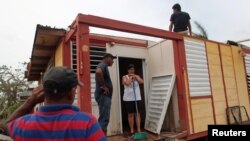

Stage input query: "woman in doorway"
[{"left": 122, "top": 64, "right": 144, "bottom": 136}]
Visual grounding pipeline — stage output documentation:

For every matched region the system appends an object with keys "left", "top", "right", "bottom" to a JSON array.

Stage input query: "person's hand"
[
  {"left": 128, "top": 74, "right": 135, "bottom": 80},
  {"left": 30, "top": 85, "right": 44, "bottom": 104},
  {"left": 101, "top": 86, "right": 109, "bottom": 95}
]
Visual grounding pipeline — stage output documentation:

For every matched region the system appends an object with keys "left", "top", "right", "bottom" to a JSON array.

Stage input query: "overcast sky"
[{"left": 1, "top": 0, "right": 250, "bottom": 68}]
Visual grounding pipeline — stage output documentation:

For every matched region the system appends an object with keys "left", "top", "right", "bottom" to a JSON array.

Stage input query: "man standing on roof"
[
  {"left": 0, "top": 67, "right": 107, "bottom": 141},
  {"left": 95, "top": 53, "right": 117, "bottom": 136},
  {"left": 169, "top": 3, "right": 192, "bottom": 36}
]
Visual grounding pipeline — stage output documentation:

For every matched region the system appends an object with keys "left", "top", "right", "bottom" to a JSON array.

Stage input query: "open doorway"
[{"left": 118, "top": 57, "right": 146, "bottom": 133}]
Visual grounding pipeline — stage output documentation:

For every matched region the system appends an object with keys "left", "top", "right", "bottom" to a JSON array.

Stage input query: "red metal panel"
[
  {"left": 89, "top": 35, "right": 147, "bottom": 47},
  {"left": 242, "top": 47, "right": 250, "bottom": 54},
  {"left": 90, "top": 42, "right": 106, "bottom": 47},
  {"left": 65, "top": 20, "right": 77, "bottom": 43},
  {"left": 78, "top": 14, "right": 182, "bottom": 40},
  {"left": 173, "top": 40, "right": 190, "bottom": 134},
  {"left": 76, "top": 23, "right": 91, "bottom": 113},
  {"left": 186, "top": 131, "right": 207, "bottom": 140}
]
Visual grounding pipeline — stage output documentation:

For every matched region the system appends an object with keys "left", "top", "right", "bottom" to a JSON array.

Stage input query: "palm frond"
[{"left": 193, "top": 21, "right": 208, "bottom": 39}]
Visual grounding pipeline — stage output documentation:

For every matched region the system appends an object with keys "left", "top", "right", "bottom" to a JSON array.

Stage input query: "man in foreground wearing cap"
[
  {"left": 95, "top": 53, "right": 116, "bottom": 135},
  {"left": 1, "top": 67, "right": 107, "bottom": 141}
]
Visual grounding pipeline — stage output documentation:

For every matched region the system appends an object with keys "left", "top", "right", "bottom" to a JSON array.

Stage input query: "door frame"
[{"left": 116, "top": 56, "right": 148, "bottom": 133}]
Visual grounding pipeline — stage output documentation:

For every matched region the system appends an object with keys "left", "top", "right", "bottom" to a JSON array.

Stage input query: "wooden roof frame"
[
  {"left": 63, "top": 13, "right": 188, "bottom": 135},
  {"left": 28, "top": 25, "right": 66, "bottom": 81},
  {"left": 27, "top": 14, "right": 189, "bottom": 135},
  {"left": 65, "top": 14, "right": 183, "bottom": 42}
]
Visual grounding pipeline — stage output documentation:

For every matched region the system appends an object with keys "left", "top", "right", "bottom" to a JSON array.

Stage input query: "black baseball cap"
[
  {"left": 103, "top": 53, "right": 117, "bottom": 59},
  {"left": 43, "top": 67, "right": 83, "bottom": 94}
]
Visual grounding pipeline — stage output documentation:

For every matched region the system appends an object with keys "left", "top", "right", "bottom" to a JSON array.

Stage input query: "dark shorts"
[{"left": 124, "top": 101, "right": 142, "bottom": 113}]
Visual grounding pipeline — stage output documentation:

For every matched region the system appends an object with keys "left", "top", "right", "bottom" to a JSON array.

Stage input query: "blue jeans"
[{"left": 95, "top": 94, "right": 111, "bottom": 133}]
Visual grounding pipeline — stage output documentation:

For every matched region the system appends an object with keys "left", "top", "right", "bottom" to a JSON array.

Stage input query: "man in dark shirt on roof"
[
  {"left": 169, "top": 3, "right": 192, "bottom": 36},
  {"left": 95, "top": 53, "right": 116, "bottom": 136}
]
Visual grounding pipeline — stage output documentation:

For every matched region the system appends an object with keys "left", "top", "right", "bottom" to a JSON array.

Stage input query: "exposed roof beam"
[
  {"left": 77, "top": 14, "right": 182, "bottom": 40},
  {"left": 37, "top": 30, "right": 65, "bottom": 37},
  {"left": 31, "top": 56, "right": 51, "bottom": 60},
  {"left": 34, "top": 45, "right": 55, "bottom": 50},
  {"left": 89, "top": 35, "right": 147, "bottom": 47},
  {"left": 30, "top": 64, "right": 47, "bottom": 68}
]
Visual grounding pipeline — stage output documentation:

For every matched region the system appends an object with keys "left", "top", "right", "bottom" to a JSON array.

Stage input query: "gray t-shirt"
[{"left": 95, "top": 62, "right": 113, "bottom": 97}]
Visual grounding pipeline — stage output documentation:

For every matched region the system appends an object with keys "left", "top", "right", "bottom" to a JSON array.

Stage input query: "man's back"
[
  {"left": 7, "top": 104, "right": 106, "bottom": 141},
  {"left": 170, "top": 11, "right": 190, "bottom": 32}
]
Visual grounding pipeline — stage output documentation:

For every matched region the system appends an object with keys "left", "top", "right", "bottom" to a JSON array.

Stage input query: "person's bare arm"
[
  {"left": 122, "top": 75, "right": 132, "bottom": 86},
  {"left": 188, "top": 20, "right": 192, "bottom": 36},
  {"left": 5, "top": 85, "right": 44, "bottom": 124},
  {"left": 135, "top": 75, "right": 144, "bottom": 84},
  {"left": 0, "top": 85, "right": 44, "bottom": 134},
  {"left": 169, "top": 22, "right": 173, "bottom": 32},
  {"left": 96, "top": 68, "right": 109, "bottom": 94}
]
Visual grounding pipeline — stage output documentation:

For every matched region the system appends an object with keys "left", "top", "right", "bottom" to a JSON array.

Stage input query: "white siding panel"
[
  {"left": 145, "top": 74, "right": 176, "bottom": 134},
  {"left": 89, "top": 46, "right": 106, "bottom": 115},
  {"left": 90, "top": 73, "right": 96, "bottom": 104},
  {"left": 70, "top": 42, "right": 77, "bottom": 72},
  {"left": 70, "top": 42, "right": 78, "bottom": 106},
  {"left": 184, "top": 39, "right": 211, "bottom": 97},
  {"left": 244, "top": 54, "right": 250, "bottom": 92}
]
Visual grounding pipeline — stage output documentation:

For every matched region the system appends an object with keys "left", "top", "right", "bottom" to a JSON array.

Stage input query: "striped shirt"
[{"left": 7, "top": 104, "right": 107, "bottom": 141}]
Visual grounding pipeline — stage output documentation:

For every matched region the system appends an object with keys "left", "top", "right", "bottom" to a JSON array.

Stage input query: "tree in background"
[
  {"left": 0, "top": 64, "right": 28, "bottom": 119},
  {"left": 193, "top": 21, "right": 208, "bottom": 39}
]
